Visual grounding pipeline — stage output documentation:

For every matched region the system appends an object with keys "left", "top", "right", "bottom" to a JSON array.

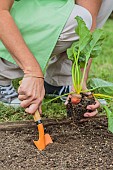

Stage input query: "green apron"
[{"left": 0, "top": 0, "right": 74, "bottom": 72}]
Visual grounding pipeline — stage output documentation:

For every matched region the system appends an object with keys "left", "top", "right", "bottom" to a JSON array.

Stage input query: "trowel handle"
[
  {"left": 19, "top": 81, "right": 42, "bottom": 123},
  {"left": 33, "top": 110, "right": 41, "bottom": 122}
]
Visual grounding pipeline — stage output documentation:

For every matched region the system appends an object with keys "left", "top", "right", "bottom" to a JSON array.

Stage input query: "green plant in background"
[
  {"left": 67, "top": 16, "right": 113, "bottom": 132},
  {"left": 67, "top": 16, "right": 105, "bottom": 94}
]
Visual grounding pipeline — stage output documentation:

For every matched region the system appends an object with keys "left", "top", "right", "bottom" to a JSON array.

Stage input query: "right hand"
[
  {"left": 18, "top": 76, "right": 45, "bottom": 114},
  {"left": 65, "top": 85, "right": 100, "bottom": 118}
]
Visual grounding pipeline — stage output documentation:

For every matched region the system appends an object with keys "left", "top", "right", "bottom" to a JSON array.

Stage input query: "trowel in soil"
[
  {"left": 19, "top": 81, "right": 53, "bottom": 150},
  {"left": 33, "top": 110, "right": 53, "bottom": 151}
]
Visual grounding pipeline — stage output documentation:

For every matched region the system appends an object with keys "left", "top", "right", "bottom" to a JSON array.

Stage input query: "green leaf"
[
  {"left": 67, "top": 16, "right": 106, "bottom": 94},
  {"left": 89, "top": 78, "right": 113, "bottom": 96},
  {"left": 78, "top": 53, "right": 86, "bottom": 68},
  {"left": 67, "top": 41, "right": 79, "bottom": 61},
  {"left": 104, "top": 105, "right": 113, "bottom": 133},
  {"left": 67, "top": 48, "right": 74, "bottom": 61},
  {"left": 90, "top": 45, "right": 102, "bottom": 58},
  {"left": 75, "top": 16, "right": 91, "bottom": 51},
  {"left": 84, "top": 29, "right": 105, "bottom": 60}
]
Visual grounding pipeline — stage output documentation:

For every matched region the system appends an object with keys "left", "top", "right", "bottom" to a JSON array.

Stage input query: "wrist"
[
  {"left": 24, "top": 74, "right": 44, "bottom": 79},
  {"left": 24, "top": 66, "right": 44, "bottom": 77}
]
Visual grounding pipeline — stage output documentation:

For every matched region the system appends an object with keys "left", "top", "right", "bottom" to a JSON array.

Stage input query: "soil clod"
[{"left": 67, "top": 93, "right": 96, "bottom": 121}]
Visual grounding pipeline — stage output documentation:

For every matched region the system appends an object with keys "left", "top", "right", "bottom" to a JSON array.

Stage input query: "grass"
[
  {"left": 0, "top": 19, "right": 113, "bottom": 122},
  {"left": 90, "top": 19, "right": 113, "bottom": 82}
]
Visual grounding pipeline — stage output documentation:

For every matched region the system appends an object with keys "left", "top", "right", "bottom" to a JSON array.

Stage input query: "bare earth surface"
[{"left": 0, "top": 118, "right": 113, "bottom": 170}]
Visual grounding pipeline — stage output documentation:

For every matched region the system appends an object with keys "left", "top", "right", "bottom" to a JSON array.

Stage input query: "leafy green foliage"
[
  {"left": 84, "top": 29, "right": 105, "bottom": 61},
  {"left": 67, "top": 16, "right": 105, "bottom": 94},
  {"left": 67, "top": 17, "right": 113, "bottom": 133},
  {"left": 89, "top": 78, "right": 113, "bottom": 96},
  {"left": 67, "top": 42, "right": 79, "bottom": 61},
  {"left": 104, "top": 105, "right": 113, "bottom": 133},
  {"left": 75, "top": 16, "right": 91, "bottom": 52}
]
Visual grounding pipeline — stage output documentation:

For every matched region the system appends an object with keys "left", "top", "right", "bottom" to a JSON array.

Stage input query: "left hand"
[
  {"left": 65, "top": 85, "right": 100, "bottom": 118},
  {"left": 84, "top": 99, "right": 100, "bottom": 117}
]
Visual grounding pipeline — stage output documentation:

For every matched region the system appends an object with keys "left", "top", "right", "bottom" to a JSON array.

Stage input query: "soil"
[
  {"left": 0, "top": 118, "right": 113, "bottom": 170},
  {"left": 67, "top": 93, "right": 96, "bottom": 121}
]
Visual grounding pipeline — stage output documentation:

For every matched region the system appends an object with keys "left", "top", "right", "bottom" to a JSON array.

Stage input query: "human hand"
[
  {"left": 65, "top": 94, "right": 100, "bottom": 117},
  {"left": 65, "top": 85, "right": 100, "bottom": 118},
  {"left": 18, "top": 76, "right": 45, "bottom": 114},
  {"left": 84, "top": 100, "right": 100, "bottom": 117}
]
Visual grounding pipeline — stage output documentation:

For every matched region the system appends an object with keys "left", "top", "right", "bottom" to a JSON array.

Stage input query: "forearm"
[
  {"left": 0, "top": 10, "right": 43, "bottom": 76},
  {"left": 75, "top": 0, "right": 102, "bottom": 88},
  {"left": 75, "top": 0, "right": 102, "bottom": 30}
]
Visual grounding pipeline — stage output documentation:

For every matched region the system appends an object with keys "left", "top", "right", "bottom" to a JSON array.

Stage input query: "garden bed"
[{"left": 0, "top": 117, "right": 113, "bottom": 170}]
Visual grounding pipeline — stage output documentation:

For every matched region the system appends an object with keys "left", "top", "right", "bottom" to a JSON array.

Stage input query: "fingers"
[
  {"left": 20, "top": 97, "right": 43, "bottom": 115},
  {"left": 18, "top": 94, "right": 28, "bottom": 101},
  {"left": 65, "top": 94, "right": 100, "bottom": 118},
  {"left": 25, "top": 103, "right": 39, "bottom": 114},
  {"left": 87, "top": 100, "right": 100, "bottom": 111},
  {"left": 65, "top": 94, "right": 71, "bottom": 105},
  {"left": 20, "top": 96, "right": 43, "bottom": 114},
  {"left": 18, "top": 77, "right": 45, "bottom": 115},
  {"left": 18, "top": 84, "right": 37, "bottom": 98},
  {"left": 18, "top": 89, "right": 39, "bottom": 108},
  {"left": 84, "top": 109, "right": 98, "bottom": 117},
  {"left": 20, "top": 97, "right": 41, "bottom": 108},
  {"left": 84, "top": 100, "right": 100, "bottom": 117},
  {"left": 25, "top": 103, "right": 42, "bottom": 115}
]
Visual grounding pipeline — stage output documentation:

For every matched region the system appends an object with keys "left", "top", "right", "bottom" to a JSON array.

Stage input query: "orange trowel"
[
  {"left": 33, "top": 110, "right": 53, "bottom": 151},
  {"left": 19, "top": 80, "right": 53, "bottom": 151}
]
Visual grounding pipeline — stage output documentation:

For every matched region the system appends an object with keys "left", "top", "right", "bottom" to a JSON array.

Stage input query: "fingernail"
[
  {"left": 87, "top": 106, "right": 91, "bottom": 110},
  {"left": 64, "top": 101, "right": 68, "bottom": 105}
]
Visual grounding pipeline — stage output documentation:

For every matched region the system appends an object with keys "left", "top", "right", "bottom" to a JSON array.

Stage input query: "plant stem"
[
  {"left": 74, "top": 50, "right": 81, "bottom": 93},
  {"left": 44, "top": 91, "right": 75, "bottom": 104},
  {"left": 72, "top": 61, "right": 77, "bottom": 91},
  {"left": 79, "top": 58, "right": 88, "bottom": 93},
  {"left": 93, "top": 93, "right": 113, "bottom": 99}
]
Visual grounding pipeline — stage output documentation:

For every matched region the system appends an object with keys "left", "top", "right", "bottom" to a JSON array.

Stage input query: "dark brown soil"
[
  {"left": 0, "top": 118, "right": 113, "bottom": 170},
  {"left": 67, "top": 93, "right": 96, "bottom": 121}
]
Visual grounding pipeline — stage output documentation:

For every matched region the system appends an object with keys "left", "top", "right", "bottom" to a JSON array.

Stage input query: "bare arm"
[
  {"left": 75, "top": 0, "right": 102, "bottom": 87},
  {"left": 0, "top": 0, "right": 44, "bottom": 114},
  {"left": 74, "top": 0, "right": 102, "bottom": 117},
  {"left": 75, "top": 0, "right": 102, "bottom": 30},
  {"left": 0, "top": 0, "right": 43, "bottom": 76}
]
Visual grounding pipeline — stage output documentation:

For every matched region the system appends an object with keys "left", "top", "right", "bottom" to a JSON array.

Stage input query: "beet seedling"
[
  {"left": 66, "top": 16, "right": 113, "bottom": 129},
  {"left": 67, "top": 16, "right": 105, "bottom": 95}
]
